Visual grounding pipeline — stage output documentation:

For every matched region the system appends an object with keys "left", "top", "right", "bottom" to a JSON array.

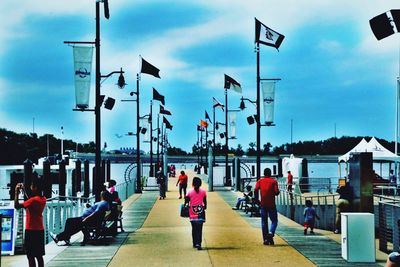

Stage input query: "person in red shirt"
[
  {"left": 255, "top": 168, "right": 279, "bottom": 245},
  {"left": 287, "top": 171, "right": 293, "bottom": 200},
  {"left": 14, "top": 179, "right": 46, "bottom": 267},
  {"left": 176, "top": 170, "right": 188, "bottom": 199}
]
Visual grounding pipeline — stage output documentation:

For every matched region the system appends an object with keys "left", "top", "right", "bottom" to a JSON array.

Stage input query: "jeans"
[
  {"left": 57, "top": 217, "right": 83, "bottom": 241},
  {"left": 190, "top": 221, "right": 203, "bottom": 246},
  {"left": 260, "top": 207, "right": 278, "bottom": 241},
  {"left": 235, "top": 197, "right": 246, "bottom": 209},
  {"left": 179, "top": 184, "right": 187, "bottom": 197}
]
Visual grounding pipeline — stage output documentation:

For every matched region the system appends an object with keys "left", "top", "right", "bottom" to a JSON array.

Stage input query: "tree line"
[{"left": 0, "top": 128, "right": 396, "bottom": 163}]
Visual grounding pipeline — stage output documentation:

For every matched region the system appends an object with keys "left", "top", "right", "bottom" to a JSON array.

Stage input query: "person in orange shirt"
[
  {"left": 287, "top": 171, "right": 293, "bottom": 200},
  {"left": 176, "top": 170, "right": 188, "bottom": 199},
  {"left": 255, "top": 168, "right": 280, "bottom": 245},
  {"left": 14, "top": 179, "right": 47, "bottom": 267}
]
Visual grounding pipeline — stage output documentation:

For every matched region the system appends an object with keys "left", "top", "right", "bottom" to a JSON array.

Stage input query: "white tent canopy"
[{"left": 338, "top": 137, "right": 400, "bottom": 162}]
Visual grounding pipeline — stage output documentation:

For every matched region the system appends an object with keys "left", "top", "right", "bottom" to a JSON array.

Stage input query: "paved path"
[
  {"left": 219, "top": 191, "right": 384, "bottom": 267},
  {"left": 109, "top": 172, "right": 314, "bottom": 267}
]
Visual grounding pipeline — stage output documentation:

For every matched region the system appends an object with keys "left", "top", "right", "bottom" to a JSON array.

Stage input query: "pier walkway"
[{"left": 3, "top": 170, "right": 388, "bottom": 267}]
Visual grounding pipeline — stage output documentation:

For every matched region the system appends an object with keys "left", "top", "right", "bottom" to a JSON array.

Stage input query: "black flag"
[
  {"left": 153, "top": 88, "right": 165, "bottom": 105},
  {"left": 255, "top": 18, "right": 285, "bottom": 50},
  {"left": 160, "top": 105, "right": 172, "bottom": 115},
  {"left": 141, "top": 57, "right": 161, "bottom": 78},
  {"left": 163, "top": 117, "right": 173, "bottom": 130},
  {"left": 205, "top": 111, "right": 212, "bottom": 123}
]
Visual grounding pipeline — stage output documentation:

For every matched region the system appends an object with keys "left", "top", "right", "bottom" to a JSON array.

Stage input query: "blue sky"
[{"left": 1, "top": 0, "right": 400, "bottom": 153}]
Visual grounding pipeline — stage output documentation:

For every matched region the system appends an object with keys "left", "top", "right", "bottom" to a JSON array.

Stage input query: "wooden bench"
[{"left": 82, "top": 208, "right": 118, "bottom": 244}]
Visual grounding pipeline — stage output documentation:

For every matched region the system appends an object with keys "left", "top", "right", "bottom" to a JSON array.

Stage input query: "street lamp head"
[
  {"left": 247, "top": 115, "right": 255, "bottom": 125},
  {"left": 117, "top": 71, "right": 126, "bottom": 89},
  {"left": 104, "top": 97, "right": 115, "bottom": 110},
  {"left": 140, "top": 127, "right": 147, "bottom": 135},
  {"left": 239, "top": 98, "right": 246, "bottom": 110}
]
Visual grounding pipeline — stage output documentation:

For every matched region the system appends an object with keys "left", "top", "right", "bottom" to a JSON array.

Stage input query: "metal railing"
[
  {"left": 16, "top": 179, "right": 137, "bottom": 245},
  {"left": 376, "top": 195, "right": 400, "bottom": 253}
]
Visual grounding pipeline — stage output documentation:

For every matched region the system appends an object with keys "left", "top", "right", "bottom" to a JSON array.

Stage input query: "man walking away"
[{"left": 255, "top": 168, "right": 280, "bottom": 245}]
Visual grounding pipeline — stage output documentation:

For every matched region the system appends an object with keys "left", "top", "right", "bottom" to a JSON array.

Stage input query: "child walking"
[
  {"left": 185, "top": 177, "right": 207, "bottom": 250},
  {"left": 303, "top": 199, "right": 319, "bottom": 235}
]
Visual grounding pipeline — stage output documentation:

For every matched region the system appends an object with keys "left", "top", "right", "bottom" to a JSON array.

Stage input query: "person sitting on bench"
[
  {"left": 232, "top": 185, "right": 253, "bottom": 210},
  {"left": 50, "top": 191, "right": 110, "bottom": 246}
]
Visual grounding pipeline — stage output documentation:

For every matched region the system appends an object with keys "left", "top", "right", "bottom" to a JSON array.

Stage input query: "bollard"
[
  {"left": 43, "top": 158, "right": 52, "bottom": 199},
  {"left": 235, "top": 158, "right": 241, "bottom": 192},
  {"left": 59, "top": 160, "right": 66, "bottom": 197},
  {"left": 75, "top": 159, "right": 82, "bottom": 194},
  {"left": 83, "top": 160, "right": 90, "bottom": 198},
  {"left": 23, "top": 159, "right": 33, "bottom": 199}
]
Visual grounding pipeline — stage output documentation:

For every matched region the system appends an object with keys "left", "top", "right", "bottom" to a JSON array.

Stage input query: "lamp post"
[
  {"left": 224, "top": 89, "right": 230, "bottom": 186},
  {"left": 66, "top": 0, "right": 125, "bottom": 201},
  {"left": 370, "top": 9, "right": 400, "bottom": 182},
  {"left": 149, "top": 100, "right": 153, "bottom": 177}
]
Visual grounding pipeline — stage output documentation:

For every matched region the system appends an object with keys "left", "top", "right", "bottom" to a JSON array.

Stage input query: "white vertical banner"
[
  {"left": 261, "top": 81, "right": 276, "bottom": 124},
  {"left": 73, "top": 46, "right": 93, "bottom": 109},
  {"left": 229, "top": 112, "right": 236, "bottom": 138}
]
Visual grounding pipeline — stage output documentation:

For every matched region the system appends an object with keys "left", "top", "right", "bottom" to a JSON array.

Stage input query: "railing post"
[{"left": 59, "top": 160, "right": 66, "bottom": 197}]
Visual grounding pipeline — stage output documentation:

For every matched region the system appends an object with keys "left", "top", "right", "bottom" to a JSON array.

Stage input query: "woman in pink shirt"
[{"left": 184, "top": 177, "right": 207, "bottom": 250}]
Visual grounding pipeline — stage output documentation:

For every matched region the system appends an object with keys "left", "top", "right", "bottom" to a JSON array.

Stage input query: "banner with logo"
[
  {"left": 229, "top": 112, "right": 236, "bottom": 138},
  {"left": 261, "top": 81, "right": 276, "bottom": 124},
  {"left": 73, "top": 46, "right": 93, "bottom": 109}
]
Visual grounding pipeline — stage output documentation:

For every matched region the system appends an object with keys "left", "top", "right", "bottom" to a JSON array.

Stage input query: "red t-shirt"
[
  {"left": 255, "top": 177, "right": 279, "bottom": 208},
  {"left": 287, "top": 173, "right": 293, "bottom": 185},
  {"left": 178, "top": 174, "right": 188, "bottom": 185},
  {"left": 22, "top": 196, "right": 46, "bottom": 230}
]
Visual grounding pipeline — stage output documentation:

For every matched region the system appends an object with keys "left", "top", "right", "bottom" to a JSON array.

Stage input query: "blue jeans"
[{"left": 260, "top": 207, "right": 278, "bottom": 241}]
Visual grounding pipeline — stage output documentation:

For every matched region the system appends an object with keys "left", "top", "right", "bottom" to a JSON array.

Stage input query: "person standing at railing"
[
  {"left": 287, "top": 171, "right": 293, "bottom": 200},
  {"left": 14, "top": 179, "right": 46, "bottom": 267},
  {"left": 334, "top": 181, "right": 354, "bottom": 234},
  {"left": 255, "top": 168, "right": 280, "bottom": 245}
]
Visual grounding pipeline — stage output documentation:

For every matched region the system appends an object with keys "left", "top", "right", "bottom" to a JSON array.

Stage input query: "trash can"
[{"left": 341, "top": 212, "right": 375, "bottom": 262}]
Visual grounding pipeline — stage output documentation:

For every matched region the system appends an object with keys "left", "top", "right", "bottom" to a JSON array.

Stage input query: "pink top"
[
  {"left": 186, "top": 188, "right": 206, "bottom": 221},
  {"left": 108, "top": 186, "right": 116, "bottom": 193}
]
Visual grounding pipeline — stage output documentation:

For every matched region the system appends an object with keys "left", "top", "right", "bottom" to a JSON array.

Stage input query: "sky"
[{"left": 1, "top": 0, "right": 400, "bottom": 153}]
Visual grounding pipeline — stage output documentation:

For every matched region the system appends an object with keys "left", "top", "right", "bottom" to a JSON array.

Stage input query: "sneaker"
[
  {"left": 304, "top": 229, "right": 307, "bottom": 235},
  {"left": 263, "top": 240, "right": 269, "bottom": 245},
  {"left": 267, "top": 234, "right": 274, "bottom": 245},
  {"left": 232, "top": 207, "right": 238, "bottom": 210},
  {"left": 179, "top": 196, "right": 182, "bottom": 199},
  {"left": 65, "top": 239, "right": 71, "bottom": 246},
  {"left": 334, "top": 229, "right": 340, "bottom": 234},
  {"left": 310, "top": 230, "right": 315, "bottom": 235},
  {"left": 50, "top": 232, "right": 59, "bottom": 244}
]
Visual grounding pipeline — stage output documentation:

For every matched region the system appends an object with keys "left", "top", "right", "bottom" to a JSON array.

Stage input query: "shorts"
[{"left": 25, "top": 230, "right": 45, "bottom": 257}]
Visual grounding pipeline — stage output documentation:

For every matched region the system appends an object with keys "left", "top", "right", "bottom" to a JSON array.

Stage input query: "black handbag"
[{"left": 180, "top": 204, "right": 189, "bottom": 217}]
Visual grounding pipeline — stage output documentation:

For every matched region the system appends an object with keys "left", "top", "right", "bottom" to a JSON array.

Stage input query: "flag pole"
[
  {"left": 157, "top": 113, "right": 160, "bottom": 170},
  {"left": 94, "top": 0, "right": 102, "bottom": 201},
  {"left": 197, "top": 126, "right": 200, "bottom": 174},
  {"left": 225, "top": 88, "right": 230, "bottom": 186},
  {"left": 256, "top": 42, "right": 261, "bottom": 181},
  {"left": 200, "top": 127, "right": 203, "bottom": 167},
  {"left": 136, "top": 73, "right": 142, "bottom": 193},
  {"left": 149, "top": 100, "right": 153, "bottom": 177}
]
